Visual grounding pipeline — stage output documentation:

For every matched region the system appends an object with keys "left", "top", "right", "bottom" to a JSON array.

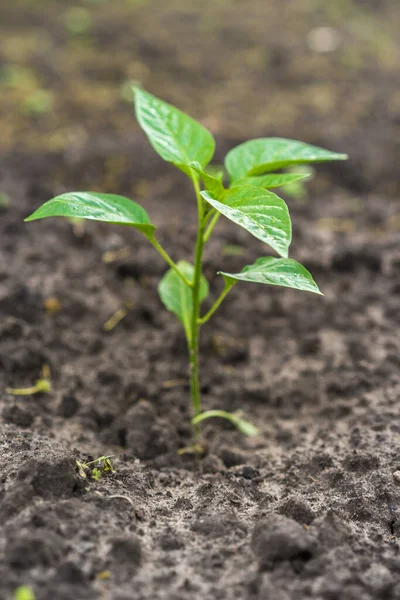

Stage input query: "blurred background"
[{"left": 0, "top": 0, "right": 398, "bottom": 199}]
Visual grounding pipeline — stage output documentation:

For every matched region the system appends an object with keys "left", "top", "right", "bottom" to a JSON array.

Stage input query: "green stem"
[
  {"left": 6, "top": 378, "right": 51, "bottom": 396},
  {"left": 198, "top": 280, "right": 235, "bottom": 325},
  {"left": 189, "top": 174, "right": 205, "bottom": 421},
  {"left": 83, "top": 455, "right": 114, "bottom": 467},
  {"left": 149, "top": 236, "right": 192, "bottom": 287},
  {"left": 203, "top": 212, "right": 220, "bottom": 243},
  {"left": 6, "top": 385, "right": 40, "bottom": 396}
]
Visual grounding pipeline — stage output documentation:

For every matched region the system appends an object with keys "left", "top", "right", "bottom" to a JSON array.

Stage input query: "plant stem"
[
  {"left": 83, "top": 455, "right": 114, "bottom": 467},
  {"left": 6, "top": 378, "right": 51, "bottom": 396},
  {"left": 198, "top": 280, "right": 235, "bottom": 325},
  {"left": 189, "top": 174, "right": 205, "bottom": 421},
  {"left": 203, "top": 212, "right": 220, "bottom": 243},
  {"left": 149, "top": 236, "right": 192, "bottom": 287}
]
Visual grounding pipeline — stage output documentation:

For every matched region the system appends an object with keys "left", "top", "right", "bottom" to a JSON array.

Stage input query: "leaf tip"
[
  {"left": 24, "top": 213, "right": 36, "bottom": 222},
  {"left": 236, "top": 419, "right": 259, "bottom": 437},
  {"left": 308, "top": 280, "right": 324, "bottom": 295}
]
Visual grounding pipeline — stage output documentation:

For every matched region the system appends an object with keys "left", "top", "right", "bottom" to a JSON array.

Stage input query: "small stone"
[
  {"left": 251, "top": 515, "right": 316, "bottom": 568},
  {"left": 201, "top": 454, "right": 225, "bottom": 474}
]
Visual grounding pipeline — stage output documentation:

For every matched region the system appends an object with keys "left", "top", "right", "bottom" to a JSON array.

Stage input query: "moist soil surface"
[{"left": 1, "top": 1, "right": 400, "bottom": 599}]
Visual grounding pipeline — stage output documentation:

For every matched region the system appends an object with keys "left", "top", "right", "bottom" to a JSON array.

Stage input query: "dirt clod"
[{"left": 252, "top": 515, "right": 316, "bottom": 568}]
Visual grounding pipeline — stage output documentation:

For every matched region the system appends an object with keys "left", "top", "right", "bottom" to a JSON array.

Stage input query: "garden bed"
[{"left": 1, "top": 1, "right": 400, "bottom": 599}]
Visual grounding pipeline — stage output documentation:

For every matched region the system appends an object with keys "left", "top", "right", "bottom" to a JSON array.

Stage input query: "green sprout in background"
[
  {"left": 64, "top": 7, "right": 92, "bottom": 37},
  {"left": 25, "top": 88, "right": 347, "bottom": 439},
  {"left": 0, "top": 64, "right": 53, "bottom": 117},
  {"left": 14, "top": 586, "right": 36, "bottom": 600},
  {"left": 0, "top": 192, "right": 10, "bottom": 211}
]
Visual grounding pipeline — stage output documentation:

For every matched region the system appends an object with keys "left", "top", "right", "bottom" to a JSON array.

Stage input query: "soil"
[{"left": 1, "top": 1, "right": 400, "bottom": 599}]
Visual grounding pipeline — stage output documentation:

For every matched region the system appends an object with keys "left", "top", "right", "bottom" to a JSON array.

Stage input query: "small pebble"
[{"left": 393, "top": 471, "right": 400, "bottom": 483}]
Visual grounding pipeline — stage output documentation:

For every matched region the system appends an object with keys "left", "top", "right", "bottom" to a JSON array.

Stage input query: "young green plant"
[
  {"left": 25, "top": 87, "right": 347, "bottom": 437},
  {"left": 14, "top": 586, "right": 36, "bottom": 600}
]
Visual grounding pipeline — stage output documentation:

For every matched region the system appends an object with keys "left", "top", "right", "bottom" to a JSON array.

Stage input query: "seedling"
[
  {"left": 6, "top": 365, "right": 52, "bottom": 396},
  {"left": 76, "top": 454, "right": 115, "bottom": 479},
  {"left": 91, "top": 467, "right": 102, "bottom": 481},
  {"left": 25, "top": 88, "right": 347, "bottom": 438},
  {"left": 14, "top": 586, "right": 36, "bottom": 600}
]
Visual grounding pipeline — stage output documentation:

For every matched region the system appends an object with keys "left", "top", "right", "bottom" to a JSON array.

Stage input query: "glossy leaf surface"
[
  {"left": 225, "top": 137, "right": 348, "bottom": 182},
  {"left": 134, "top": 87, "right": 215, "bottom": 175},
  {"left": 158, "top": 260, "right": 209, "bottom": 340},
  {"left": 233, "top": 172, "right": 310, "bottom": 190},
  {"left": 201, "top": 185, "right": 291, "bottom": 258},
  {"left": 189, "top": 161, "right": 225, "bottom": 199},
  {"left": 219, "top": 256, "right": 322, "bottom": 294},
  {"left": 25, "top": 192, "right": 155, "bottom": 236}
]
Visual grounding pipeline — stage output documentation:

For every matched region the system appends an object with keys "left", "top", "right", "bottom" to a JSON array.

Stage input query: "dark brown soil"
[{"left": 1, "top": 1, "right": 400, "bottom": 599}]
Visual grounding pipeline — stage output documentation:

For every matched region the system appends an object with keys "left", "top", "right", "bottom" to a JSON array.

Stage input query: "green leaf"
[
  {"left": 232, "top": 172, "right": 310, "bottom": 190},
  {"left": 192, "top": 410, "right": 259, "bottom": 437},
  {"left": 91, "top": 468, "right": 102, "bottom": 481},
  {"left": 219, "top": 257, "right": 322, "bottom": 295},
  {"left": 189, "top": 161, "right": 225, "bottom": 199},
  {"left": 24, "top": 192, "right": 155, "bottom": 237},
  {"left": 133, "top": 87, "right": 215, "bottom": 176},
  {"left": 225, "top": 137, "right": 348, "bottom": 182},
  {"left": 200, "top": 185, "right": 291, "bottom": 258},
  {"left": 158, "top": 260, "right": 209, "bottom": 340},
  {"left": 205, "top": 165, "right": 225, "bottom": 181}
]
